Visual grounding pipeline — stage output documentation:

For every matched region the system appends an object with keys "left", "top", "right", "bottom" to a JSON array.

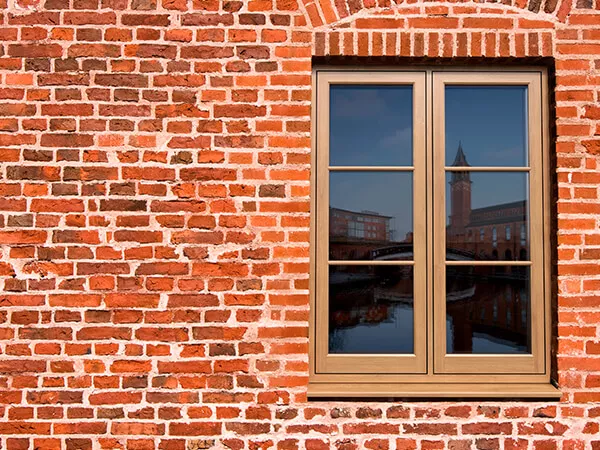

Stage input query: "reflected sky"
[
  {"left": 330, "top": 85, "right": 413, "bottom": 167},
  {"left": 445, "top": 86, "right": 528, "bottom": 167}
]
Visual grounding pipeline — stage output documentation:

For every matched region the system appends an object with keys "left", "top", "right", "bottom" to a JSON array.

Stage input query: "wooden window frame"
[
  {"left": 314, "top": 71, "right": 427, "bottom": 376},
  {"left": 309, "top": 66, "right": 559, "bottom": 399}
]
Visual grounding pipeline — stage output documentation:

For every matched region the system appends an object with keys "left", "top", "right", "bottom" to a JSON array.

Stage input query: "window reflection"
[
  {"left": 445, "top": 86, "right": 528, "bottom": 167},
  {"left": 446, "top": 266, "right": 530, "bottom": 354},
  {"left": 329, "top": 265, "right": 414, "bottom": 354},
  {"left": 330, "top": 172, "right": 413, "bottom": 261},
  {"left": 445, "top": 144, "right": 529, "bottom": 262},
  {"left": 444, "top": 142, "right": 531, "bottom": 355},
  {"left": 330, "top": 85, "right": 413, "bottom": 167}
]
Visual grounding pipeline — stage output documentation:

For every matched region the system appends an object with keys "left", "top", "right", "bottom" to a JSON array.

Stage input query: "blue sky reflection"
[
  {"left": 445, "top": 86, "right": 528, "bottom": 167},
  {"left": 330, "top": 85, "right": 413, "bottom": 167}
]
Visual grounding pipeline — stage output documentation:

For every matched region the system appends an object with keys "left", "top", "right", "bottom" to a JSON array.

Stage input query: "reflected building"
[
  {"left": 447, "top": 142, "right": 529, "bottom": 261},
  {"left": 445, "top": 264, "right": 530, "bottom": 354},
  {"left": 328, "top": 208, "right": 415, "bottom": 355},
  {"left": 329, "top": 207, "right": 400, "bottom": 261},
  {"left": 445, "top": 142, "right": 530, "bottom": 354},
  {"left": 330, "top": 207, "right": 392, "bottom": 241}
]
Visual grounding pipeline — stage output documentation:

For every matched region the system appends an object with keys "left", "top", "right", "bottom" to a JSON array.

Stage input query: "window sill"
[{"left": 308, "top": 382, "right": 561, "bottom": 399}]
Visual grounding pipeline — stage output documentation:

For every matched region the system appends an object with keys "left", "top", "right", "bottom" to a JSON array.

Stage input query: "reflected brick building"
[
  {"left": 446, "top": 143, "right": 530, "bottom": 353},
  {"left": 329, "top": 207, "right": 395, "bottom": 260},
  {"left": 330, "top": 207, "right": 392, "bottom": 241},
  {"left": 447, "top": 142, "right": 529, "bottom": 261}
]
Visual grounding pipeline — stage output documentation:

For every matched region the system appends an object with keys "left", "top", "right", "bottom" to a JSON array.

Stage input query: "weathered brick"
[{"left": 0, "top": 0, "right": 596, "bottom": 446}]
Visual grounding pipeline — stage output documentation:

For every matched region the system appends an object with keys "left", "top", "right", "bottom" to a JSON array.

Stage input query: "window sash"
[
  {"left": 432, "top": 71, "right": 545, "bottom": 374},
  {"left": 314, "top": 71, "right": 428, "bottom": 374}
]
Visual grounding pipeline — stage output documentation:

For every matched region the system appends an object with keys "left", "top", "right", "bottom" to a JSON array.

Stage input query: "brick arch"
[
  {"left": 308, "top": 1, "right": 563, "bottom": 58},
  {"left": 301, "top": 0, "right": 573, "bottom": 28}
]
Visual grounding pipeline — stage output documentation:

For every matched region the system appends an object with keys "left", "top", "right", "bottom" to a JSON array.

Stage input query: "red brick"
[
  {"left": 89, "top": 392, "right": 142, "bottom": 405},
  {"left": 0, "top": 0, "right": 596, "bottom": 445},
  {"left": 0, "top": 230, "right": 47, "bottom": 244},
  {"left": 463, "top": 17, "right": 515, "bottom": 29},
  {"left": 0, "top": 422, "right": 51, "bottom": 435},
  {"left": 169, "top": 422, "right": 222, "bottom": 436},
  {"left": 8, "top": 44, "right": 63, "bottom": 57}
]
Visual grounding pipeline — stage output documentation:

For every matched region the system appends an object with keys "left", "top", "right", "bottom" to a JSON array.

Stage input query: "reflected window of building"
[
  {"left": 480, "top": 228, "right": 484, "bottom": 241},
  {"left": 506, "top": 225, "right": 511, "bottom": 240},
  {"left": 357, "top": 222, "right": 364, "bottom": 238},
  {"left": 520, "top": 248, "right": 528, "bottom": 261},
  {"left": 492, "top": 227, "right": 497, "bottom": 248}
]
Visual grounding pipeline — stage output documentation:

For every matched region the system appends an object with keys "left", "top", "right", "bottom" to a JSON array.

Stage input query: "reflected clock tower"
[{"left": 448, "top": 141, "right": 472, "bottom": 239}]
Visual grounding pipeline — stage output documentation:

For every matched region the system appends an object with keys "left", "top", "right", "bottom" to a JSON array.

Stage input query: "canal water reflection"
[
  {"left": 328, "top": 264, "right": 530, "bottom": 355},
  {"left": 328, "top": 265, "right": 414, "bottom": 354}
]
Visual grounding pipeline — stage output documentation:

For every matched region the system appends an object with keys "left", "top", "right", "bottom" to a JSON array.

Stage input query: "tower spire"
[
  {"left": 450, "top": 141, "right": 471, "bottom": 185},
  {"left": 453, "top": 140, "right": 469, "bottom": 167}
]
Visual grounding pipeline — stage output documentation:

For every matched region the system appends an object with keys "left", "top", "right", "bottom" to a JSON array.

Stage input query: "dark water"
[
  {"left": 328, "top": 265, "right": 414, "bottom": 354},
  {"left": 328, "top": 265, "right": 530, "bottom": 356}
]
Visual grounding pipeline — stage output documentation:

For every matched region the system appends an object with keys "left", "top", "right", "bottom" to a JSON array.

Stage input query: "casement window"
[{"left": 309, "top": 68, "right": 558, "bottom": 398}]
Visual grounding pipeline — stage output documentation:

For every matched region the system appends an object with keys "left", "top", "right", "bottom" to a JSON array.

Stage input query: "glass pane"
[
  {"left": 330, "top": 85, "right": 413, "bottom": 166},
  {"left": 445, "top": 86, "right": 528, "bottom": 167},
  {"left": 446, "top": 266, "right": 530, "bottom": 354},
  {"left": 330, "top": 172, "right": 413, "bottom": 261},
  {"left": 445, "top": 172, "right": 529, "bottom": 261},
  {"left": 329, "top": 265, "right": 414, "bottom": 354}
]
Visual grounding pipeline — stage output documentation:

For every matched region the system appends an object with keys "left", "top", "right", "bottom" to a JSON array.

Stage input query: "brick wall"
[{"left": 0, "top": 0, "right": 600, "bottom": 448}]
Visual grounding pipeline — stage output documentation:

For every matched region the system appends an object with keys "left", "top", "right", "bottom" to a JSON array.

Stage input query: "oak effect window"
[{"left": 309, "top": 68, "right": 558, "bottom": 398}]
